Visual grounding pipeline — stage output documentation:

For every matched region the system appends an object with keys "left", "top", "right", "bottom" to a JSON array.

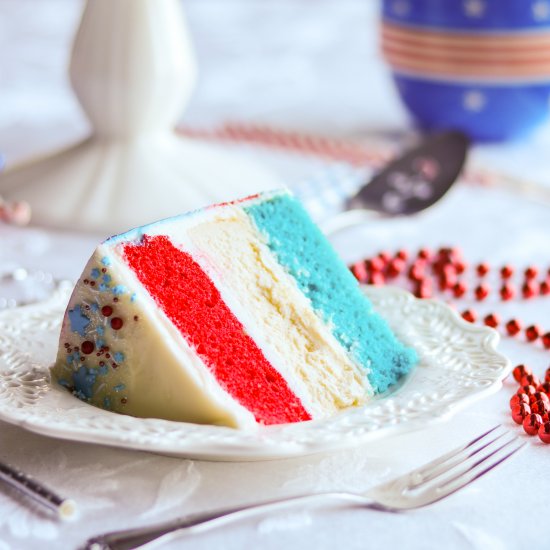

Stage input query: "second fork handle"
[{"left": 86, "top": 492, "right": 365, "bottom": 550}]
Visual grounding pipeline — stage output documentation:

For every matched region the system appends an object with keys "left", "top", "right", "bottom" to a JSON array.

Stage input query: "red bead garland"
[
  {"left": 506, "top": 319, "right": 522, "bottom": 336},
  {"left": 348, "top": 246, "right": 549, "bottom": 352},
  {"left": 509, "top": 364, "right": 550, "bottom": 442},
  {"left": 348, "top": 245, "right": 550, "bottom": 444}
]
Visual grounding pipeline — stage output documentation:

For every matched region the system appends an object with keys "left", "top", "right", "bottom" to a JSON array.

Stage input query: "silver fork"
[{"left": 85, "top": 425, "right": 525, "bottom": 550}]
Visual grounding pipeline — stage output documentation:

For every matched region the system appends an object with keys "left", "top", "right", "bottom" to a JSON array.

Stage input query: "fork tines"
[{"left": 408, "top": 425, "right": 527, "bottom": 493}]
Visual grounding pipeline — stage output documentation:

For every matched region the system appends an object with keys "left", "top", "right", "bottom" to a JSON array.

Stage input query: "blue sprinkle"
[
  {"left": 96, "top": 326, "right": 105, "bottom": 336},
  {"left": 102, "top": 274, "right": 112, "bottom": 283},
  {"left": 91, "top": 268, "right": 100, "bottom": 279},
  {"left": 72, "top": 366, "right": 98, "bottom": 399},
  {"left": 112, "top": 285, "right": 127, "bottom": 295},
  {"left": 99, "top": 283, "right": 110, "bottom": 292},
  {"left": 99, "top": 365, "right": 109, "bottom": 376},
  {"left": 130, "top": 293, "right": 137, "bottom": 303},
  {"left": 103, "top": 396, "right": 112, "bottom": 409},
  {"left": 113, "top": 383, "right": 126, "bottom": 392},
  {"left": 90, "top": 303, "right": 99, "bottom": 312},
  {"left": 101, "top": 256, "right": 112, "bottom": 266},
  {"left": 97, "top": 338, "right": 106, "bottom": 349},
  {"left": 113, "top": 352, "right": 125, "bottom": 363},
  {"left": 68, "top": 306, "right": 90, "bottom": 337}
]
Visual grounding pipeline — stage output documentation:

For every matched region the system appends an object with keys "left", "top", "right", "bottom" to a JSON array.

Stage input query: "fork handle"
[{"left": 85, "top": 493, "right": 364, "bottom": 550}]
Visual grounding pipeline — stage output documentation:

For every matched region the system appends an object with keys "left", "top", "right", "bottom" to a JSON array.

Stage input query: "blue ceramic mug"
[{"left": 381, "top": 0, "right": 550, "bottom": 141}]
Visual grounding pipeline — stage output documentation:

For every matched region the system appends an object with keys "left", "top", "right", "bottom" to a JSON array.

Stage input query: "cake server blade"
[{"left": 347, "top": 130, "right": 469, "bottom": 215}]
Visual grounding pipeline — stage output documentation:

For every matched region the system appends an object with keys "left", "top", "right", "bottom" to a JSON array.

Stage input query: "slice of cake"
[{"left": 51, "top": 190, "right": 417, "bottom": 428}]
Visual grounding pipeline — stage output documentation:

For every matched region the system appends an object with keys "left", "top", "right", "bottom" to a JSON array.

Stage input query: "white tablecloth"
[{"left": 1, "top": 2, "right": 550, "bottom": 549}]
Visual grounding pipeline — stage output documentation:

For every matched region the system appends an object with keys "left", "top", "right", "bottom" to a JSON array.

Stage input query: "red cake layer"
[{"left": 123, "top": 235, "right": 311, "bottom": 425}]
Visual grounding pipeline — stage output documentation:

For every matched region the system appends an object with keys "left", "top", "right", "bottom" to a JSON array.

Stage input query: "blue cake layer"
[{"left": 245, "top": 192, "right": 417, "bottom": 393}]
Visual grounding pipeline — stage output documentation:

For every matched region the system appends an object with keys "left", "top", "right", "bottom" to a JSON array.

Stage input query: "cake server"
[{"left": 322, "top": 130, "right": 470, "bottom": 234}]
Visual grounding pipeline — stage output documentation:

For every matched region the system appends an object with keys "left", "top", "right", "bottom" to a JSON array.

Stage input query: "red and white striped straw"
[{"left": 178, "top": 122, "right": 391, "bottom": 167}]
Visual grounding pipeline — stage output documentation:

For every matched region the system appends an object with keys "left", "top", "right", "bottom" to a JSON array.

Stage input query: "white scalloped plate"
[{"left": 0, "top": 285, "right": 510, "bottom": 461}]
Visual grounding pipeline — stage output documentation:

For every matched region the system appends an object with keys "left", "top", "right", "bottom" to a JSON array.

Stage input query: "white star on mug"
[
  {"left": 391, "top": 0, "right": 410, "bottom": 16},
  {"left": 532, "top": 1, "right": 550, "bottom": 20},
  {"left": 463, "top": 90, "right": 487, "bottom": 112},
  {"left": 463, "top": 0, "right": 486, "bottom": 17}
]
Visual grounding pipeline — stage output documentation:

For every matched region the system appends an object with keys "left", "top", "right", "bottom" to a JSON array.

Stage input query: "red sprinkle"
[
  {"left": 101, "top": 305, "right": 113, "bottom": 317},
  {"left": 542, "top": 332, "right": 550, "bottom": 349},
  {"left": 525, "top": 266, "right": 538, "bottom": 280},
  {"left": 110, "top": 317, "right": 123, "bottom": 330},
  {"left": 81, "top": 341, "right": 95, "bottom": 354}
]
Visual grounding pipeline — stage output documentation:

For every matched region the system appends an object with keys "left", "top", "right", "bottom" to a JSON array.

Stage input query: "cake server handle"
[{"left": 84, "top": 493, "right": 363, "bottom": 550}]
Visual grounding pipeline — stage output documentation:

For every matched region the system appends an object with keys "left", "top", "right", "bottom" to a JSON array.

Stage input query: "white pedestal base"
[{"left": 0, "top": 133, "right": 282, "bottom": 235}]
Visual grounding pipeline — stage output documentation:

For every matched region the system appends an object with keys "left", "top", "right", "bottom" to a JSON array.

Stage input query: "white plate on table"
[{"left": 0, "top": 285, "right": 510, "bottom": 461}]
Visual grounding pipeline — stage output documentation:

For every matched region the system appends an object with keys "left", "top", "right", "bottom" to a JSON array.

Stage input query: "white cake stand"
[{"left": 0, "top": 0, "right": 280, "bottom": 235}]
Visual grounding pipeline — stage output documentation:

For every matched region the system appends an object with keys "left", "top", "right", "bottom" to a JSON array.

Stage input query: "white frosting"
[{"left": 53, "top": 244, "right": 257, "bottom": 429}]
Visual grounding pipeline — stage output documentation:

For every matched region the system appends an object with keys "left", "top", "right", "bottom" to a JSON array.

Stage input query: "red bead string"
[
  {"left": 510, "top": 365, "right": 550, "bottom": 444},
  {"left": 349, "top": 246, "right": 550, "bottom": 348},
  {"left": 349, "top": 246, "right": 550, "bottom": 443}
]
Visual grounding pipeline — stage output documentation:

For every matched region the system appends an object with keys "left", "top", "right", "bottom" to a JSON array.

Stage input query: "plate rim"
[{"left": 0, "top": 285, "right": 511, "bottom": 461}]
